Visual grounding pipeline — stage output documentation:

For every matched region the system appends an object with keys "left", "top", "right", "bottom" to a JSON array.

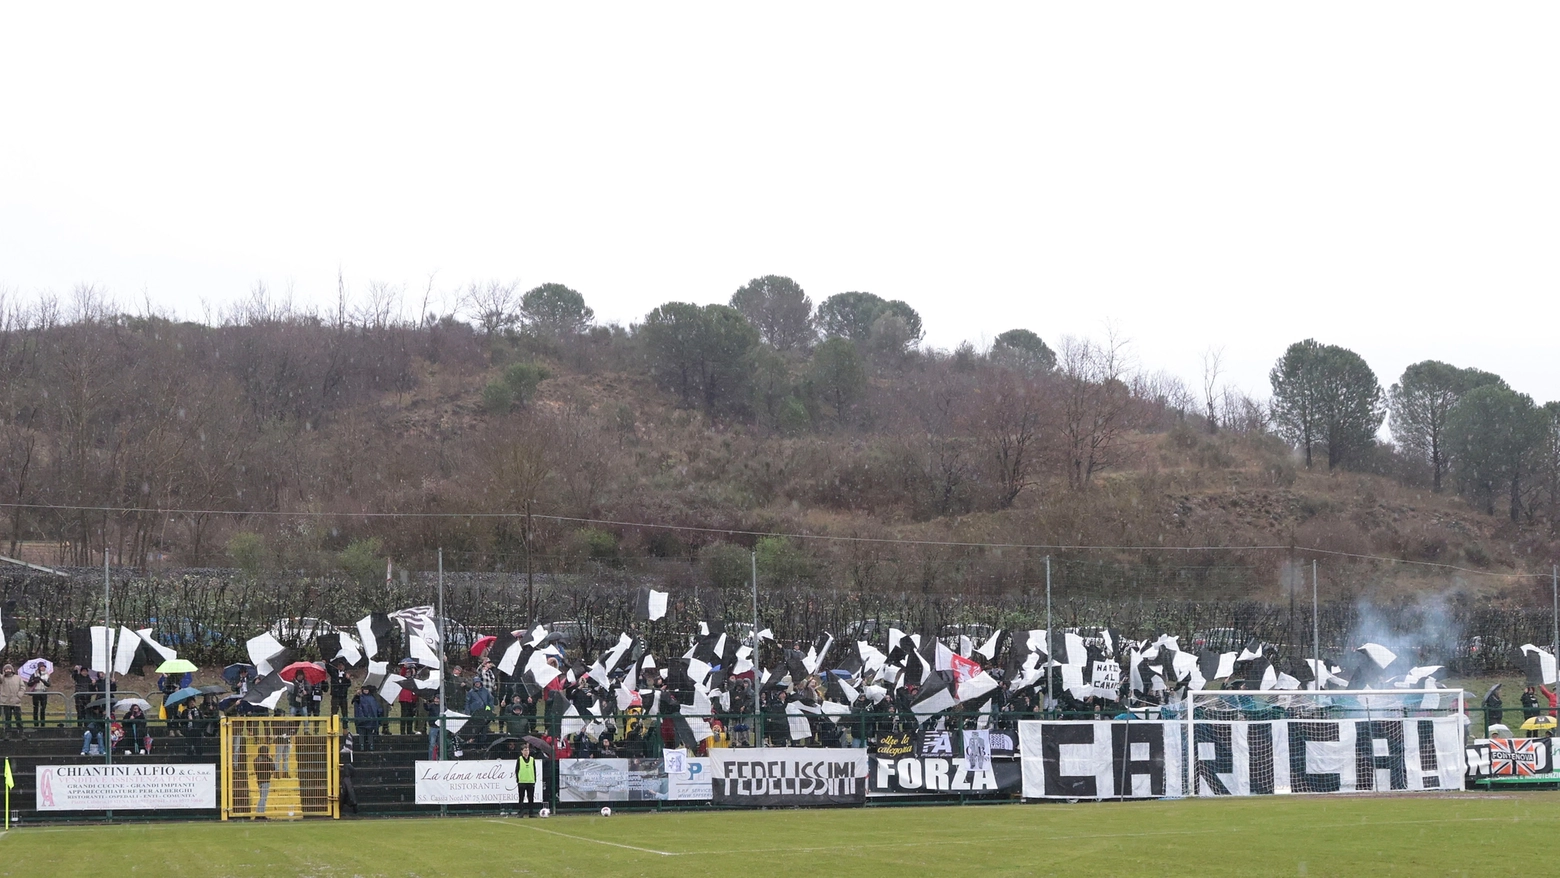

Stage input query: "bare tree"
[
  {"left": 462, "top": 279, "right": 522, "bottom": 337},
  {"left": 1202, "top": 346, "right": 1224, "bottom": 433},
  {"left": 1056, "top": 331, "right": 1134, "bottom": 490},
  {"left": 979, "top": 368, "right": 1045, "bottom": 509}
]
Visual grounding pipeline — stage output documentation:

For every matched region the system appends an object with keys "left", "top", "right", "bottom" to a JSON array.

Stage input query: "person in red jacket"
[
  {"left": 397, "top": 685, "right": 419, "bottom": 735},
  {"left": 1540, "top": 684, "right": 1558, "bottom": 718}
]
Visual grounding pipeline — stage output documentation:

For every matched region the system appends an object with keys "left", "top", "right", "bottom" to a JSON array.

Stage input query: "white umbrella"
[
  {"left": 19, "top": 658, "right": 54, "bottom": 679},
  {"left": 114, "top": 697, "right": 152, "bottom": 714}
]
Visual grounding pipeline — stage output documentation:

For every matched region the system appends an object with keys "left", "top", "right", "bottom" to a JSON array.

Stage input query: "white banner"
[
  {"left": 558, "top": 757, "right": 712, "bottom": 802},
  {"left": 1018, "top": 718, "right": 1465, "bottom": 799},
  {"left": 413, "top": 760, "right": 527, "bottom": 805},
  {"left": 35, "top": 764, "right": 217, "bottom": 811},
  {"left": 709, "top": 747, "right": 868, "bottom": 806}
]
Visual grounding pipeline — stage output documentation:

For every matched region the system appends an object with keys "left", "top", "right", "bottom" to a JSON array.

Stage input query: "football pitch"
[{"left": 3, "top": 794, "right": 1554, "bottom": 878}]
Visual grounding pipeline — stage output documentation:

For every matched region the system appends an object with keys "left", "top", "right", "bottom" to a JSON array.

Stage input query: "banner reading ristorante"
[{"left": 709, "top": 747, "right": 867, "bottom": 807}]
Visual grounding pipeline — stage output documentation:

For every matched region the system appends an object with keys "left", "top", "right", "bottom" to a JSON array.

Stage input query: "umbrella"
[
  {"left": 485, "top": 735, "right": 521, "bottom": 755},
  {"left": 522, "top": 735, "right": 555, "bottom": 757},
  {"left": 470, "top": 635, "right": 497, "bottom": 658},
  {"left": 19, "top": 658, "right": 54, "bottom": 679},
  {"left": 164, "top": 686, "right": 203, "bottom": 707},
  {"left": 279, "top": 661, "right": 328, "bottom": 685},
  {"left": 114, "top": 697, "right": 152, "bottom": 714},
  {"left": 85, "top": 695, "right": 116, "bottom": 711},
  {"left": 157, "top": 658, "right": 198, "bottom": 674},
  {"left": 197, "top": 684, "right": 229, "bottom": 695},
  {"left": 222, "top": 663, "right": 256, "bottom": 685},
  {"left": 1522, "top": 716, "right": 1558, "bottom": 732}
]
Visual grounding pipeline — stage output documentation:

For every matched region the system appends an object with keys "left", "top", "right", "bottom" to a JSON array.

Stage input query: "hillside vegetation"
[{"left": 0, "top": 280, "right": 1556, "bottom": 609}]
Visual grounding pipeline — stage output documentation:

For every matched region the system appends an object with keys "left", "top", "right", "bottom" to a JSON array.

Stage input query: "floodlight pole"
[
  {"left": 1312, "top": 560, "right": 1320, "bottom": 690},
  {"left": 1551, "top": 565, "right": 1557, "bottom": 661},
  {"left": 751, "top": 550, "right": 760, "bottom": 747}
]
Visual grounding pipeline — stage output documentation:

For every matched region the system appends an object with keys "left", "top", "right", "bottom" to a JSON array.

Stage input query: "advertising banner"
[
  {"left": 709, "top": 747, "right": 867, "bottom": 807},
  {"left": 1018, "top": 718, "right": 1465, "bottom": 799},
  {"left": 35, "top": 763, "right": 217, "bottom": 811},
  {"left": 414, "top": 760, "right": 525, "bottom": 806},
  {"left": 867, "top": 756, "right": 1021, "bottom": 797},
  {"left": 1469, "top": 737, "right": 1556, "bottom": 780},
  {"left": 558, "top": 757, "right": 712, "bottom": 802}
]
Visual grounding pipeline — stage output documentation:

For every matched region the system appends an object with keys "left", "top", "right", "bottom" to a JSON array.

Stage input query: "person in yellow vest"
[
  {"left": 707, "top": 719, "right": 731, "bottom": 749},
  {"left": 516, "top": 741, "right": 539, "bottom": 818}
]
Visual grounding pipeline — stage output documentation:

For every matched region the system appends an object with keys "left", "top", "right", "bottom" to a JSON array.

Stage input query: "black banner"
[{"left": 869, "top": 756, "right": 1021, "bottom": 797}]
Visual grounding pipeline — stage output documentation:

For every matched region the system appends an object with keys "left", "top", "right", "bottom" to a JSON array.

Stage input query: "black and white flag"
[{"left": 633, "top": 587, "right": 669, "bottom": 622}]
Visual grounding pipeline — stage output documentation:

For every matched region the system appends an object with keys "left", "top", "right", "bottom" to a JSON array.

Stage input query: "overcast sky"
[{"left": 2, "top": 5, "right": 1556, "bottom": 404}]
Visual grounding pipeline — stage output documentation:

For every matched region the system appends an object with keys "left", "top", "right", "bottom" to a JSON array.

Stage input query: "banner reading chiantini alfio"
[
  {"left": 709, "top": 747, "right": 867, "bottom": 807},
  {"left": 35, "top": 764, "right": 217, "bottom": 811},
  {"left": 1018, "top": 718, "right": 1465, "bottom": 799}
]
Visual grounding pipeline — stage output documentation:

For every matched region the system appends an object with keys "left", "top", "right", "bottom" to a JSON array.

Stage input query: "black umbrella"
[
  {"left": 223, "top": 663, "right": 256, "bottom": 685},
  {"left": 521, "top": 735, "right": 554, "bottom": 757},
  {"left": 197, "top": 684, "right": 229, "bottom": 695}
]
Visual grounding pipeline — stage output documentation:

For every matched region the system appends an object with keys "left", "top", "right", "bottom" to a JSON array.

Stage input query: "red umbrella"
[
  {"left": 470, "top": 635, "right": 497, "bottom": 658},
  {"left": 279, "top": 662, "right": 328, "bottom": 686}
]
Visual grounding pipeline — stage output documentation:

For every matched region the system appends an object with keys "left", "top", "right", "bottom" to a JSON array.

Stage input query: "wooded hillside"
[{"left": 1, "top": 279, "right": 1556, "bottom": 605}]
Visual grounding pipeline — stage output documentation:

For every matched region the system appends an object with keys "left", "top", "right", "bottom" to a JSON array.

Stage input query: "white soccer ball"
[
  {"left": 600, "top": 806, "right": 612, "bottom": 818},
  {"left": 538, "top": 807, "right": 551, "bottom": 818}
]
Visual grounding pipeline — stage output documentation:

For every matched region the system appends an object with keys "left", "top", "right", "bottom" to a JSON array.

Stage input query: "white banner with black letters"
[
  {"left": 709, "top": 747, "right": 867, "bottom": 807},
  {"left": 1019, "top": 718, "right": 1464, "bottom": 799}
]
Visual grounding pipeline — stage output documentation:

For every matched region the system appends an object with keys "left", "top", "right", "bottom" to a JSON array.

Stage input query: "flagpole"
[
  {"left": 1312, "top": 560, "right": 1320, "bottom": 690},
  {"left": 751, "top": 550, "right": 759, "bottom": 748},
  {"left": 437, "top": 548, "right": 446, "bottom": 764},
  {"left": 1044, "top": 555, "right": 1051, "bottom": 719}
]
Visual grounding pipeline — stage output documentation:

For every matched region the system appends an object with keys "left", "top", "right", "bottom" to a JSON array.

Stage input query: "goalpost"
[{"left": 1178, "top": 688, "right": 1468, "bottom": 797}]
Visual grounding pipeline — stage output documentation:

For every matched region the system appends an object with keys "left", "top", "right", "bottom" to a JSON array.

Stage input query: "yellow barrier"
[{"left": 220, "top": 716, "right": 340, "bottom": 820}]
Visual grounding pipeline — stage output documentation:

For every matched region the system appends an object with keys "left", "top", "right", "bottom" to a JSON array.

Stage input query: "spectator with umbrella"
[
  {"left": 26, "top": 662, "right": 50, "bottom": 728},
  {"left": 224, "top": 664, "right": 255, "bottom": 697},
  {"left": 397, "top": 681, "right": 419, "bottom": 735},
  {"left": 122, "top": 702, "right": 149, "bottom": 754}
]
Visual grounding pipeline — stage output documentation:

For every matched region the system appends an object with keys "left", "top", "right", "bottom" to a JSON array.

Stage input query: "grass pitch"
[{"left": 3, "top": 794, "right": 1553, "bottom": 878}]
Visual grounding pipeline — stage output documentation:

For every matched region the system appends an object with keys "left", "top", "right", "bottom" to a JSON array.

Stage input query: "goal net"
[{"left": 1180, "top": 688, "right": 1468, "bottom": 796}]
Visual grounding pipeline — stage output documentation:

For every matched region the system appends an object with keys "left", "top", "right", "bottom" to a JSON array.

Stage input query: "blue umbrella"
[
  {"left": 222, "top": 663, "right": 256, "bottom": 685},
  {"left": 164, "top": 686, "right": 203, "bottom": 708}
]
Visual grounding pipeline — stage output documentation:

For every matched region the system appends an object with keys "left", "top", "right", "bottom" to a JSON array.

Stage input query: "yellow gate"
[{"left": 220, "top": 715, "right": 340, "bottom": 820}]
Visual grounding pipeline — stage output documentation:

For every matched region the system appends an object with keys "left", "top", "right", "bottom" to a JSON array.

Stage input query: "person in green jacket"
[{"left": 516, "top": 741, "right": 540, "bottom": 817}]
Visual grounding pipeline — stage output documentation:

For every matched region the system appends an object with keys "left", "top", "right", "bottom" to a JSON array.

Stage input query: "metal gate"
[{"left": 220, "top": 716, "right": 341, "bottom": 820}]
